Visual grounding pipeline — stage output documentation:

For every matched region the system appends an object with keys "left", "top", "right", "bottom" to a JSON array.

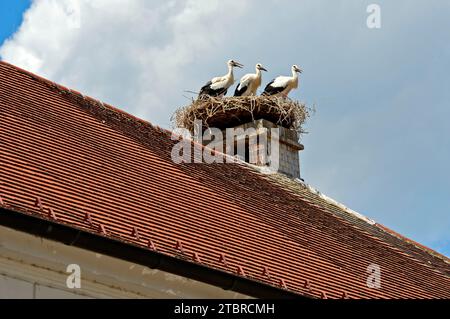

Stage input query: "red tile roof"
[{"left": 0, "top": 61, "right": 449, "bottom": 298}]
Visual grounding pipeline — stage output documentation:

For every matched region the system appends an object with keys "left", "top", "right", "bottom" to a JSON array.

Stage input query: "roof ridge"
[
  {"left": 0, "top": 60, "right": 253, "bottom": 166},
  {"left": 0, "top": 60, "right": 173, "bottom": 138},
  {"left": 0, "top": 60, "right": 257, "bottom": 173},
  {"left": 375, "top": 223, "right": 450, "bottom": 264},
  {"left": 266, "top": 173, "right": 450, "bottom": 265},
  {"left": 293, "top": 178, "right": 377, "bottom": 225}
]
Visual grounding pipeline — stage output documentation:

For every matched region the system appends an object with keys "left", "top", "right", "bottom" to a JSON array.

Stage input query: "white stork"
[
  {"left": 198, "top": 59, "right": 244, "bottom": 98},
  {"left": 262, "top": 65, "right": 303, "bottom": 97},
  {"left": 234, "top": 63, "right": 268, "bottom": 97}
]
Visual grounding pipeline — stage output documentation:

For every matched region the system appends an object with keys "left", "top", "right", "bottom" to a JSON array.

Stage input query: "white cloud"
[{"left": 1, "top": 0, "right": 254, "bottom": 125}]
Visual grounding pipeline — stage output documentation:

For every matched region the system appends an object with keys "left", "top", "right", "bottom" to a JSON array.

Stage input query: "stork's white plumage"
[
  {"left": 198, "top": 59, "right": 243, "bottom": 98},
  {"left": 234, "top": 63, "right": 268, "bottom": 97},
  {"left": 263, "top": 65, "right": 303, "bottom": 97}
]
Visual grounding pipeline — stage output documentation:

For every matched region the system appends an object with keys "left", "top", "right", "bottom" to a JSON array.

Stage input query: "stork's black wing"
[
  {"left": 198, "top": 81, "right": 212, "bottom": 98},
  {"left": 262, "top": 80, "right": 285, "bottom": 96},
  {"left": 234, "top": 83, "right": 248, "bottom": 97},
  {"left": 198, "top": 81, "right": 227, "bottom": 99}
]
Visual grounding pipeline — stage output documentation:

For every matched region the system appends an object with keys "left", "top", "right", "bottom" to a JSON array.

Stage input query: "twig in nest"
[{"left": 171, "top": 95, "right": 312, "bottom": 137}]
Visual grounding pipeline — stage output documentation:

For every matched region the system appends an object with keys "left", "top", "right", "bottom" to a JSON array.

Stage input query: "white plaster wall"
[{"left": 0, "top": 225, "right": 251, "bottom": 299}]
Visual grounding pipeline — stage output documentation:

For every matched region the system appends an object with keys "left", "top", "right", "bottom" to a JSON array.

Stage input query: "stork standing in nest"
[
  {"left": 234, "top": 63, "right": 268, "bottom": 97},
  {"left": 198, "top": 59, "right": 243, "bottom": 99},
  {"left": 263, "top": 65, "right": 303, "bottom": 97}
]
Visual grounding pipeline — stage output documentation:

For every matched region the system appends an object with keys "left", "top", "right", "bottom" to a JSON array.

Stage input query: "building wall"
[{"left": 0, "top": 225, "right": 251, "bottom": 299}]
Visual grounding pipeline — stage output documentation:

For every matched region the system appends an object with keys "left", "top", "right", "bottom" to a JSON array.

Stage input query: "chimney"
[{"left": 203, "top": 118, "right": 304, "bottom": 179}]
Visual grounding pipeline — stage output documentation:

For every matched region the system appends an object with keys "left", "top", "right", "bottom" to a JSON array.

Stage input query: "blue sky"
[
  {"left": 0, "top": 0, "right": 449, "bottom": 257},
  {"left": 0, "top": 0, "right": 30, "bottom": 43}
]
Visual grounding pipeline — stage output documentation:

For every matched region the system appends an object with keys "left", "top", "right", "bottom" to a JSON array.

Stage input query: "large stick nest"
[{"left": 172, "top": 96, "right": 312, "bottom": 136}]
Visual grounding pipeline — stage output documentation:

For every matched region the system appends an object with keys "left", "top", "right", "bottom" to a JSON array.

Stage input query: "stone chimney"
[{"left": 204, "top": 118, "right": 304, "bottom": 179}]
